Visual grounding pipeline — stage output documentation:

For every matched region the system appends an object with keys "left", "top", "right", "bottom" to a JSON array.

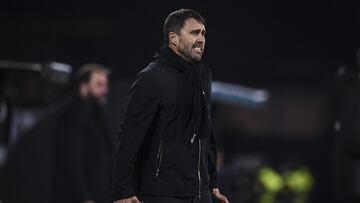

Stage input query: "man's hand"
[
  {"left": 113, "top": 196, "right": 141, "bottom": 203},
  {"left": 212, "top": 188, "right": 229, "bottom": 203}
]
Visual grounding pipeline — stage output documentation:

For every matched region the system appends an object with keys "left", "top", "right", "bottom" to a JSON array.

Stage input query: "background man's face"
[
  {"left": 176, "top": 18, "right": 206, "bottom": 62},
  {"left": 86, "top": 71, "right": 108, "bottom": 104}
]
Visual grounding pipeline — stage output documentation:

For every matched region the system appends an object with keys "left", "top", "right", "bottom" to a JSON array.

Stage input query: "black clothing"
[
  {"left": 53, "top": 95, "right": 113, "bottom": 203},
  {"left": 142, "top": 190, "right": 212, "bottom": 203},
  {"left": 112, "top": 46, "right": 218, "bottom": 201},
  {"left": 2, "top": 106, "right": 58, "bottom": 203},
  {"left": 338, "top": 81, "right": 360, "bottom": 157},
  {"left": 334, "top": 78, "right": 360, "bottom": 202}
]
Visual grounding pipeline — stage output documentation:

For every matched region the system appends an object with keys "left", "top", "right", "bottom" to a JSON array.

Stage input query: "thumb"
[{"left": 132, "top": 196, "right": 141, "bottom": 203}]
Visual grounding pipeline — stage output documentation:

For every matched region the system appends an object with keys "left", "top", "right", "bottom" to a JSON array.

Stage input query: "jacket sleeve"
[
  {"left": 207, "top": 70, "right": 219, "bottom": 189},
  {"left": 112, "top": 70, "right": 159, "bottom": 201}
]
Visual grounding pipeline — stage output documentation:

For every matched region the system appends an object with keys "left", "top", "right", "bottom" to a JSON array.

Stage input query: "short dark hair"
[
  {"left": 75, "top": 63, "right": 110, "bottom": 85},
  {"left": 163, "top": 8, "right": 206, "bottom": 44}
]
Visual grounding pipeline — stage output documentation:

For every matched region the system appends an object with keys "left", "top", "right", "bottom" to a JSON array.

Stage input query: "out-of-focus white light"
[{"left": 211, "top": 81, "right": 270, "bottom": 107}]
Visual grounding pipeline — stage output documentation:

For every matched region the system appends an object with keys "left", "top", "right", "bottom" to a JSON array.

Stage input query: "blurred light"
[
  {"left": 334, "top": 120, "right": 341, "bottom": 132},
  {"left": 46, "top": 62, "right": 72, "bottom": 74},
  {"left": 257, "top": 167, "right": 283, "bottom": 193},
  {"left": 283, "top": 167, "right": 314, "bottom": 193},
  {"left": 0, "top": 61, "right": 42, "bottom": 71},
  {"left": 43, "top": 61, "right": 73, "bottom": 84},
  {"left": 0, "top": 60, "right": 73, "bottom": 85},
  {"left": 212, "top": 81, "right": 270, "bottom": 107},
  {"left": 0, "top": 144, "right": 7, "bottom": 166}
]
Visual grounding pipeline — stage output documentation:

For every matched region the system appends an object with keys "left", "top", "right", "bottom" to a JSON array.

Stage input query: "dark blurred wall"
[{"left": 0, "top": 0, "right": 358, "bottom": 85}]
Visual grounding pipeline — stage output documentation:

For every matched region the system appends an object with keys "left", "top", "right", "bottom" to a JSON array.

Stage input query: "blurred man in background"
[
  {"left": 333, "top": 48, "right": 360, "bottom": 203},
  {"left": 53, "top": 63, "right": 113, "bottom": 203}
]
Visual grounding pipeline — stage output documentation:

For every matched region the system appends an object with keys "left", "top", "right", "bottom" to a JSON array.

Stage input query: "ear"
[{"left": 168, "top": 32, "right": 179, "bottom": 46}]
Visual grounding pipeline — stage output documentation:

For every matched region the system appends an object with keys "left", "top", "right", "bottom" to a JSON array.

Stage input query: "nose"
[
  {"left": 195, "top": 39, "right": 204, "bottom": 48},
  {"left": 197, "top": 34, "right": 205, "bottom": 43}
]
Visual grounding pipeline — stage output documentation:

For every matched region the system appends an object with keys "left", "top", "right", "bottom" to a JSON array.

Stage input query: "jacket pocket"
[{"left": 155, "top": 140, "right": 164, "bottom": 178}]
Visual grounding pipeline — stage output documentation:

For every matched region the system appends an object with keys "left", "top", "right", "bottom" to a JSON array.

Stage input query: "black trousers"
[{"left": 142, "top": 191, "right": 212, "bottom": 203}]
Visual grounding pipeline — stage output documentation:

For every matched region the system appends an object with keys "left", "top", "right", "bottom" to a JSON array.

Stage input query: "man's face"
[
  {"left": 86, "top": 71, "right": 108, "bottom": 104},
  {"left": 175, "top": 18, "right": 206, "bottom": 62}
]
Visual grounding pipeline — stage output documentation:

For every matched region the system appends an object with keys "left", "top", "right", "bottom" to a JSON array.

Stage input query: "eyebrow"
[{"left": 190, "top": 28, "right": 206, "bottom": 34}]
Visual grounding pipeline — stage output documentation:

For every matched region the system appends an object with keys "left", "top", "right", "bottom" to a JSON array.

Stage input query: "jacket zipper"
[
  {"left": 191, "top": 133, "right": 197, "bottom": 143},
  {"left": 155, "top": 140, "right": 164, "bottom": 178},
  {"left": 198, "top": 138, "right": 202, "bottom": 198}
]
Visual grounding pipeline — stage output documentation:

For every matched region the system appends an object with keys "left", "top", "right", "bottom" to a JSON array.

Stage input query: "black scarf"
[{"left": 157, "top": 45, "right": 205, "bottom": 143}]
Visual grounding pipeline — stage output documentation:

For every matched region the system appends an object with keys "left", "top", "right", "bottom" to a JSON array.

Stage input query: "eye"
[{"left": 191, "top": 30, "right": 200, "bottom": 35}]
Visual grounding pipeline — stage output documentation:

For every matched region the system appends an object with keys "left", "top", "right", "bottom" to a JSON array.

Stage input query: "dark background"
[
  {"left": 1, "top": 0, "right": 360, "bottom": 202},
  {"left": 1, "top": 0, "right": 359, "bottom": 83}
]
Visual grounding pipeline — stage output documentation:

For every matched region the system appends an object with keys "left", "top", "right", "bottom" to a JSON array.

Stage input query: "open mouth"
[{"left": 194, "top": 47, "right": 202, "bottom": 54}]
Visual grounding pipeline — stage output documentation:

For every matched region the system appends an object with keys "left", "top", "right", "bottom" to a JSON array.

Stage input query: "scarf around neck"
[{"left": 157, "top": 45, "right": 206, "bottom": 143}]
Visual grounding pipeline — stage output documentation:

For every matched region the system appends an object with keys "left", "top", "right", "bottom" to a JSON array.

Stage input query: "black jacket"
[
  {"left": 112, "top": 46, "right": 218, "bottom": 201},
  {"left": 53, "top": 95, "right": 113, "bottom": 203}
]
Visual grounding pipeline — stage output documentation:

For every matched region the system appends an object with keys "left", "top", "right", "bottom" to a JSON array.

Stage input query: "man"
[
  {"left": 333, "top": 48, "right": 360, "bottom": 203},
  {"left": 54, "top": 63, "right": 113, "bottom": 203},
  {"left": 112, "top": 9, "right": 229, "bottom": 203}
]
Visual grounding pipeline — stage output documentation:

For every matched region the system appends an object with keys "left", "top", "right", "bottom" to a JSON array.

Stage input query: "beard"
[
  {"left": 178, "top": 43, "right": 203, "bottom": 62},
  {"left": 87, "top": 93, "right": 107, "bottom": 107},
  {"left": 97, "top": 96, "right": 107, "bottom": 106}
]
